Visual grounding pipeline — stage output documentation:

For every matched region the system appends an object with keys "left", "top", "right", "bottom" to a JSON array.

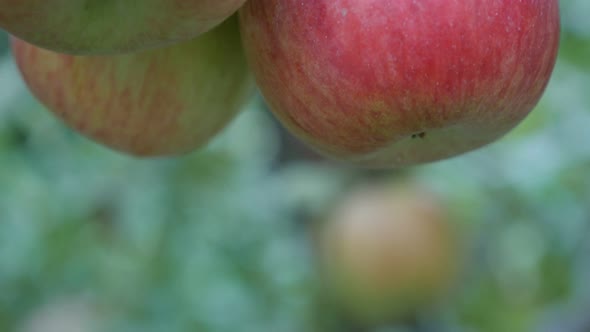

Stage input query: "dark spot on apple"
[{"left": 411, "top": 132, "right": 426, "bottom": 139}]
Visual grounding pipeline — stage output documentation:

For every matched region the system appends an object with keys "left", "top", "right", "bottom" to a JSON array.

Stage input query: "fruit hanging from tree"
[
  {"left": 12, "top": 16, "right": 253, "bottom": 157},
  {"left": 240, "top": 0, "right": 560, "bottom": 167},
  {"left": 0, "top": 0, "right": 247, "bottom": 54}
]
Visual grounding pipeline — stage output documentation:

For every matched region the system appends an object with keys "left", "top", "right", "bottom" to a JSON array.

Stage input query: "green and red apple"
[
  {"left": 316, "top": 182, "right": 459, "bottom": 323},
  {"left": 1, "top": 0, "right": 247, "bottom": 54},
  {"left": 12, "top": 16, "right": 253, "bottom": 156},
  {"left": 240, "top": 0, "right": 560, "bottom": 167}
]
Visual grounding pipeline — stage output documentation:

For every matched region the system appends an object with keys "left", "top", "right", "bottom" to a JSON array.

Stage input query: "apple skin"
[
  {"left": 316, "top": 183, "right": 458, "bottom": 323},
  {"left": 0, "top": 0, "right": 246, "bottom": 55},
  {"left": 12, "top": 16, "right": 254, "bottom": 157},
  {"left": 239, "top": 0, "right": 560, "bottom": 167}
]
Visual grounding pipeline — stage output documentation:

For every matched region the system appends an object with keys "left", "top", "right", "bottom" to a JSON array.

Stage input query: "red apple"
[
  {"left": 12, "top": 16, "right": 253, "bottom": 157},
  {"left": 0, "top": 0, "right": 247, "bottom": 54},
  {"left": 239, "top": 0, "right": 560, "bottom": 167},
  {"left": 316, "top": 183, "right": 458, "bottom": 323}
]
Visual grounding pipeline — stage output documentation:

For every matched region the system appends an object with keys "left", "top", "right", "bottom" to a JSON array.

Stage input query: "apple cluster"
[{"left": 5, "top": 0, "right": 560, "bottom": 167}]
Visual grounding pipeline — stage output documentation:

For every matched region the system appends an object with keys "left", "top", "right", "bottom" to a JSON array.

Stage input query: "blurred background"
[{"left": 0, "top": 2, "right": 589, "bottom": 332}]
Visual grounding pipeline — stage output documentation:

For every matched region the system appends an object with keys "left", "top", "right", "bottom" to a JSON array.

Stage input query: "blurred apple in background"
[
  {"left": 0, "top": 0, "right": 247, "bottom": 54},
  {"left": 18, "top": 296, "right": 97, "bottom": 332},
  {"left": 316, "top": 182, "right": 459, "bottom": 324},
  {"left": 11, "top": 16, "right": 254, "bottom": 157},
  {"left": 240, "top": 0, "right": 560, "bottom": 167}
]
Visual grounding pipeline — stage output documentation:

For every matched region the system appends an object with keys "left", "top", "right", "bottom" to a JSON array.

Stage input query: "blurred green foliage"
[{"left": 1, "top": 1, "right": 590, "bottom": 332}]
